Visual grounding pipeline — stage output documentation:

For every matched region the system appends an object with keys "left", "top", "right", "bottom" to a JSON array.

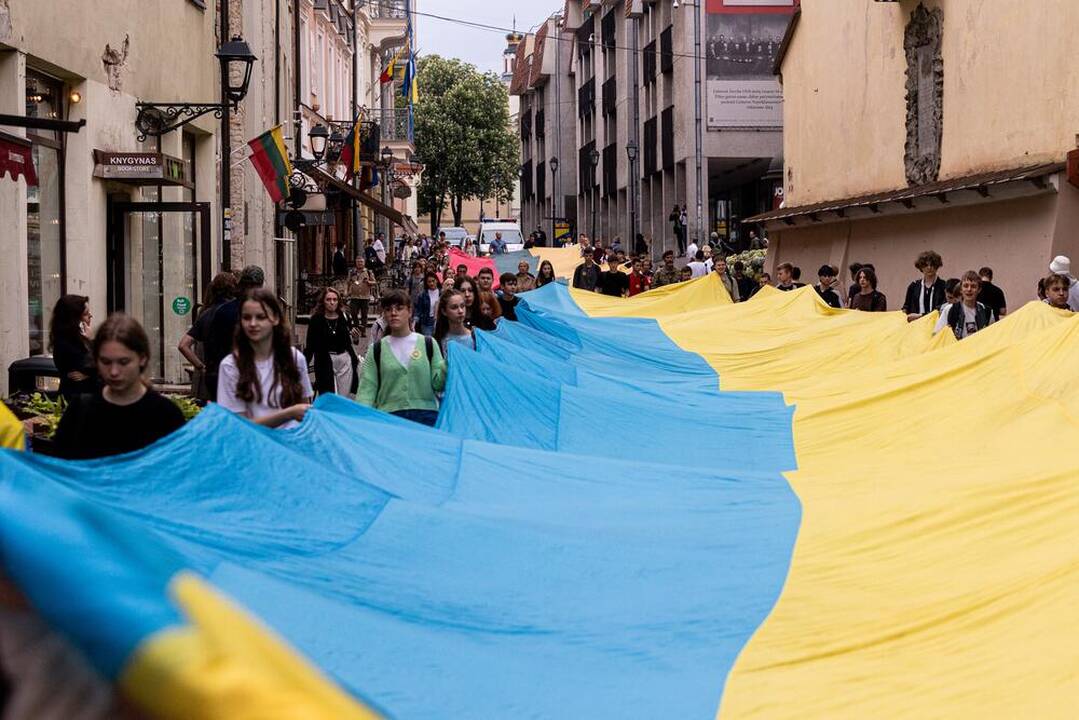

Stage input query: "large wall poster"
[{"left": 706, "top": 0, "right": 797, "bottom": 129}]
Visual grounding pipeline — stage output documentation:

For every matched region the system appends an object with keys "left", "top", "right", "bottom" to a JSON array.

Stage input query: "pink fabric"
[{"left": 448, "top": 249, "right": 500, "bottom": 290}]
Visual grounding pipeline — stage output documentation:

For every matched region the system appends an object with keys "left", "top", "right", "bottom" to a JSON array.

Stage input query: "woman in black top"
[
  {"left": 53, "top": 314, "right": 185, "bottom": 460},
  {"left": 534, "top": 260, "right": 556, "bottom": 288},
  {"left": 50, "top": 295, "right": 98, "bottom": 400},
  {"left": 304, "top": 286, "right": 359, "bottom": 396}
]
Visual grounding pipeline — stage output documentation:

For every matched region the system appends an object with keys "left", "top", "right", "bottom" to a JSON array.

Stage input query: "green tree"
[{"left": 414, "top": 55, "right": 518, "bottom": 234}]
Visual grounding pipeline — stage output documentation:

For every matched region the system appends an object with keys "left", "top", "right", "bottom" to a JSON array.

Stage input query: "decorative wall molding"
[{"left": 904, "top": 4, "right": 944, "bottom": 186}]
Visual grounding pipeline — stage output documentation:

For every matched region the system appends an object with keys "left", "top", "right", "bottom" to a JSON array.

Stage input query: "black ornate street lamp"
[
  {"left": 133, "top": 35, "right": 256, "bottom": 272},
  {"left": 134, "top": 36, "right": 256, "bottom": 139},
  {"left": 308, "top": 124, "right": 329, "bottom": 162},
  {"left": 326, "top": 128, "right": 346, "bottom": 163},
  {"left": 626, "top": 140, "right": 639, "bottom": 257}
]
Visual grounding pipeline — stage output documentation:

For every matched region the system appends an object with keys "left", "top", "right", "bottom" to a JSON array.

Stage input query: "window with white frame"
[
  {"left": 314, "top": 32, "right": 324, "bottom": 103},
  {"left": 300, "top": 18, "right": 310, "bottom": 101}
]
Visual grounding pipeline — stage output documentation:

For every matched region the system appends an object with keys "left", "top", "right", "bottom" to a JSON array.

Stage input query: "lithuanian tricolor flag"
[{"left": 247, "top": 125, "right": 292, "bottom": 203}]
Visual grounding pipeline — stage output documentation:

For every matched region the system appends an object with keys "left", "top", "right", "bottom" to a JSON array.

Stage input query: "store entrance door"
[{"left": 107, "top": 200, "right": 212, "bottom": 383}]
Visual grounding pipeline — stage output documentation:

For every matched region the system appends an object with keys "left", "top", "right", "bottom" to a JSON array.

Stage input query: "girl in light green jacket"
[{"left": 356, "top": 289, "right": 445, "bottom": 426}]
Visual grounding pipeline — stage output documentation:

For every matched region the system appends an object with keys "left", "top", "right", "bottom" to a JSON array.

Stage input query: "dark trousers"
[
  {"left": 674, "top": 226, "right": 686, "bottom": 254},
  {"left": 392, "top": 409, "right": 439, "bottom": 427},
  {"left": 349, "top": 298, "right": 370, "bottom": 334}
]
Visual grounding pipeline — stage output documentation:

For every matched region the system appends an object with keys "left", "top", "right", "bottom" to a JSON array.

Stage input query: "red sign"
[
  {"left": 0, "top": 131, "right": 37, "bottom": 186},
  {"left": 1068, "top": 148, "right": 1079, "bottom": 189},
  {"left": 707, "top": 0, "right": 798, "bottom": 14}
]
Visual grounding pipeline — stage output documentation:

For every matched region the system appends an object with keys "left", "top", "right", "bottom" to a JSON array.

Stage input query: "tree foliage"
[{"left": 414, "top": 55, "right": 518, "bottom": 232}]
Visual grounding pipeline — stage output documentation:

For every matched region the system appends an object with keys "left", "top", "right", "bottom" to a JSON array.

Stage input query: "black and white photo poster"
[{"left": 706, "top": 0, "right": 797, "bottom": 128}]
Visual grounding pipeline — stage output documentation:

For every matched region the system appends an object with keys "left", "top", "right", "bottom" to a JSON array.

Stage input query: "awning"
[
  {"left": 306, "top": 166, "right": 419, "bottom": 235},
  {"left": 747, "top": 162, "right": 1065, "bottom": 228},
  {"left": 0, "top": 131, "right": 37, "bottom": 186}
]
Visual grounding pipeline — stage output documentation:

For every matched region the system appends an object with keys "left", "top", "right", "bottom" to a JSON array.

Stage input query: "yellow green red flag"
[{"left": 247, "top": 126, "right": 292, "bottom": 204}]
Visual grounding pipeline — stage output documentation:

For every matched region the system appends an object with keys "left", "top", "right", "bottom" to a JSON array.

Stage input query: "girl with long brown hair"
[
  {"left": 217, "top": 289, "right": 313, "bottom": 428},
  {"left": 53, "top": 313, "right": 184, "bottom": 459},
  {"left": 305, "top": 286, "right": 358, "bottom": 397}
]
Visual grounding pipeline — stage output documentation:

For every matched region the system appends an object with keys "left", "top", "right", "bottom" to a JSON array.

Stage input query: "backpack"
[
  {"left": 946, "top": 301, "right": 992, "bottom": 339},
  {"left": 371, "top": 336, "right": 434, "bottom": 392}
]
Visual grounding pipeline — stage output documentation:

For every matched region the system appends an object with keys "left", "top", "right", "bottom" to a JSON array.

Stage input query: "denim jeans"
[{"left": 391, "top": 409, "right": 439, "bottom": 427}]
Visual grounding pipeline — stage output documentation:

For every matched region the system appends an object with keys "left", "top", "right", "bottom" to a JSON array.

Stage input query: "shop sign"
[
  {"left": 93, "top": 151, "right": 192, "bottom": 188},
  {"left": 171, "top": 296, "right": 192, "bottom": 316},
  {"left": 554, "top": 219, "right": 573, "bottom": 244}
]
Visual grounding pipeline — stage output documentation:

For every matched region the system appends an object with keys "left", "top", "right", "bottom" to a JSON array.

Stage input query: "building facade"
[
  {"left": 512, "top": 17, "right": 579, "bottom": 246},
  {"left": 511, "top": 0, "right": 792, "bottom": 255},
  {"left": 0, "top": 0, "right": 417, "bottom": 394},
  {"left": 0, "top": 0, "right": 223, "bottom": 392},
  {"left": 751, "top": 0, "right": 1079, "bottom": 310}
]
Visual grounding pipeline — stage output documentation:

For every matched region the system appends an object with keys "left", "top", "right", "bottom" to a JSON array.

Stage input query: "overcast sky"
[{"left": 417, "top": 0, "right": 563, "bottom": 76}]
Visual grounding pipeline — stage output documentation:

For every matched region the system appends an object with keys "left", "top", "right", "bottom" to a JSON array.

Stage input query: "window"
[
  {"left": 313, "top": 32, "right": 324, "bottom": 101},
  {"left": 25, "top": 70, "right": 65, "bottom": 357},
  {"left": 300, "top": 18, "right": 310, "bottom": 101}
]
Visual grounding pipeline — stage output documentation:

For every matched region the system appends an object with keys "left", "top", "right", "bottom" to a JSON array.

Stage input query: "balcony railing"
[
  {"left": 368, "top": 0, "right": 408, "bottom": 20},
  {"left": 379, "top": 107, "right": 413, "bottom": 144}
]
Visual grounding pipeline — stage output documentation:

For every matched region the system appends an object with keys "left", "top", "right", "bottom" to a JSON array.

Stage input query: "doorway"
[{"left": 107, "top": 200, "right": 212, "bottom": 383}]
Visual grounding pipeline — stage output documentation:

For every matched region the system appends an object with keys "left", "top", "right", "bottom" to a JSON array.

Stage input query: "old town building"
[
  {"left": 751, "top": 0, "right": 1079, "bottom": 309},
  {"left": 512, "top": 0, "right": 794, "bottom": 254}
]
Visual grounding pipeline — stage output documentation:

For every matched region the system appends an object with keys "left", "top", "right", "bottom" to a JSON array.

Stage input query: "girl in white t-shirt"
[{"left": 217, "top": 289, "right": 313, "bottom": 429}]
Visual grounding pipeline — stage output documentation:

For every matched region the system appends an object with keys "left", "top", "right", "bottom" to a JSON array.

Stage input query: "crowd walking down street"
[
  {"left": 7, "top": 0, "right": 1079, "bottom": 716},
  {"left": 24, "top": 221, "right": 1075, "bottom": 465}
]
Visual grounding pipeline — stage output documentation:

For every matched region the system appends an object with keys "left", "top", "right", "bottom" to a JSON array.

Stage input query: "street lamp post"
[
  {"left": 381, "top": 146, "right": 396, "bottom": 257},
  {"left": 134, "top": 35, "right": 257, "bottom": 272},
  {"left": 589, "top": 147, "right": 600, "bottom": 244},
  {"left": 626, "top": 140, "right": 639, "bottom": 258},
  {"left": 549, "top": 155, "right": 559, "bottom": 247},
  {"left": 308, "top": 124, "right": 329, "bottom": 162}
]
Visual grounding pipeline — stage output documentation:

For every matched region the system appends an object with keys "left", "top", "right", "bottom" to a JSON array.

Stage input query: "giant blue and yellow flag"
[{"left": 1, "top": 270, "right": 1078, "bottom": 718}]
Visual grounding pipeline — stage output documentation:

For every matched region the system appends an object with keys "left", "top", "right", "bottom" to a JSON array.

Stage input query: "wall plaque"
[{"left": 904, "top": 4, "right": 944, "bottom": 186}]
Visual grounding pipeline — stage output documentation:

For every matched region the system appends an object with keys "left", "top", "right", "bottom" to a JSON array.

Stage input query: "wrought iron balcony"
[
  {"left": 368, "top": 0, "right": 408, "bottom": 20},
  {"left": 379, "top": 107, "right": 414, "bottom": 145}
]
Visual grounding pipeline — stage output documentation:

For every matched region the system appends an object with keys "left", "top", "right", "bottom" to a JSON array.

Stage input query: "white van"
[{"left": 476, "top": 219, "right": 524, "bottom": 254}]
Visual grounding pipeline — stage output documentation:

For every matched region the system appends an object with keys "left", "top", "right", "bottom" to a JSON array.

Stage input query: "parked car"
[
  {"left": 436, "top": 226, "right": 473, "bottom": 249},
  {"left": 476, "top": 219, "right": 524, "bottom": 254}
]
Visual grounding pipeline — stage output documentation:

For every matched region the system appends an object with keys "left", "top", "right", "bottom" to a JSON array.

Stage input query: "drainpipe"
[
  {"left": 693, "top": 0, "right": 704, "bottom": 242},
  {"left": 293, "top": 0, "right": 302, "bottom": 158},
  {"left": 220, "top": 0, "right": 232, "bottom": 270},
  {"left": 351, "top": 3, "right": 361, "bottom": 254}
]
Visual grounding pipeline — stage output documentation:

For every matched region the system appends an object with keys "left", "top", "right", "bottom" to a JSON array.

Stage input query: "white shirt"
[
  {"left": 426, "top": 289, "right": 440, "bottom": 319},
  {"left": 373, "top": 239, "right": 386, "bottom": 264},
  {"left": 687, "top": 261, "right": 709, "bottom": 278},
  {"left": 386, "top": 332, "right": 423, "bottom": 367},
  {"left": 217, "top": 347, "right": 313, "bottom": 429},
  {"left": 686, "top": 242, "right": 699, "bottom": 259},
  {"left": 934, "top": 303, "right": 991, "bottom": 338}
]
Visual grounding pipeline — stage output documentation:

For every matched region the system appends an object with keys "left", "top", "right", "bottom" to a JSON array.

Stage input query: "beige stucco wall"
[
  {"left": 781, "top": 0, "right": 1079, "bottom": 206},
  {"left": 2, "top": 0, "right": 216, "bottom": 101},
  {"left": 768, "top": 187, "right": 1078, "bottom": 315}
]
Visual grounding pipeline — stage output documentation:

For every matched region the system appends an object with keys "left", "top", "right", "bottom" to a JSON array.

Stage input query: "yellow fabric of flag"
[{"left": 581, "top": 280, "right": 1079, "bottom": 719}]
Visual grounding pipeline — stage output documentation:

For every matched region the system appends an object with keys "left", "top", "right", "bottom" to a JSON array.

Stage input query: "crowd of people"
[
  {"left": 566, "top": 235, "right": 1077, "bottom": 340},
  {"left": 39, "top": 224, "right": 1078, "bottom": 463}
]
